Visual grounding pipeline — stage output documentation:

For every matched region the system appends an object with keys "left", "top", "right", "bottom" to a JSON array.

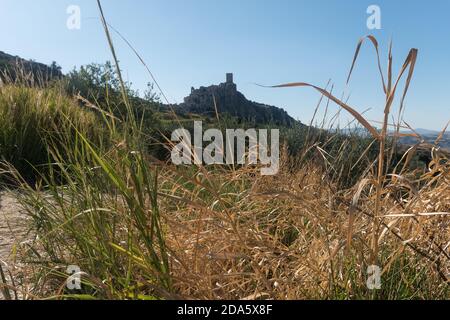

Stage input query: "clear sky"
[{"left": 1, "top": 0, "right": 449, "bottom": 130}]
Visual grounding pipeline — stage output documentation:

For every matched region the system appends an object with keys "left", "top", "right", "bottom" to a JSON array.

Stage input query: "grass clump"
[{"left": 0, "top": 85, "right": 100, "bottom": 184}]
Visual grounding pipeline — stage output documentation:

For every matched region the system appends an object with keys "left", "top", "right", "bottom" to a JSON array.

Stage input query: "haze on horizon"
[{"left": 1, "top": 0, "right": 449, "bottom": 130}]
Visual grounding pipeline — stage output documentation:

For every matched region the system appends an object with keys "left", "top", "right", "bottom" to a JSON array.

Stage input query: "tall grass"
[
  {"left": 0, "top": 2, "right": 448, "bottom": 300},
  {"left": 0, "top": 85, "right": 100, "bottom": 184},
  {"left": 269, "top": 36, "right": 420, "bottom": 265}
]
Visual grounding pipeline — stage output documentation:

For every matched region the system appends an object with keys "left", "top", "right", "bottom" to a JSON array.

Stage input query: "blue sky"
[{"left": 1, "top": 0, "right": 449, "bottom": 130}]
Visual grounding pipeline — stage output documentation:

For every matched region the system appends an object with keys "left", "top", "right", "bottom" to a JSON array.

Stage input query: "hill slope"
[
  {"left": 175, "top": 73, "right": 297, "bottom": 127},
  {"left": 0, "top": 51, "right": 62, "bottom": 83}
]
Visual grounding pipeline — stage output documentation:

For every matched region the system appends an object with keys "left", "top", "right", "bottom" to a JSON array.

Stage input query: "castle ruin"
[{"left": 179, "top": 73, "right": 295, "bottom": 127}]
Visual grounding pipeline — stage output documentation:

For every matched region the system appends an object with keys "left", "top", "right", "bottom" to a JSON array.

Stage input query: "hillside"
[
  {"left": 0, "top": 53, "right": 295, "bottom": 128},
  {"left": 0, "top": 51, "right": 62, "bottom": 84},
  {"left": 175, "top": 73, "right": 297, "bottom": 127},
  {"left": 0, "top": 50, "right": 446, "bottom": 152},
  {"left": 398, "top": 130, "right": 450, "bottom": 150}
]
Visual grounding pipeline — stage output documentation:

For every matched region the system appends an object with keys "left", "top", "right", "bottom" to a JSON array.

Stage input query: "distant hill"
[
  {"left": 0, "top": 51, "right": 62, "bottom": 84},
  {"left": 339, "top": 126, "right": 450, "bottom": 150},
  {"left": 409, "top": 128, "right": 442, "bottom": 136},
  {"left": 398, "top": 130, "right": 450, "bottom": 150},
  {"left": 1, "top": 54, "right": 296, "bottom": 128},
  {"left": 174, "top": 73, "right": 298, "bottom": 127}
]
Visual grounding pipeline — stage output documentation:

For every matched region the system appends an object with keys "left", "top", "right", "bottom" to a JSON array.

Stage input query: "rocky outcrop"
[{"left": 177, "top": 74, "right": 297, "bottom": 127}]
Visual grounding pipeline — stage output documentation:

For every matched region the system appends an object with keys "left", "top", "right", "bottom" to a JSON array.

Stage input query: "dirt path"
[
  {"left": 0, "top": 192, "right": 29, "bottom": 299},
  {"left": 0, "top": 192, "right": 27, "bottom": 261}
]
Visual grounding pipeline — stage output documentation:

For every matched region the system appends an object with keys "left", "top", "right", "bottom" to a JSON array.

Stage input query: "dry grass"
[
  {"left": 0, "top": 1, "right": 448, "bottom": 300},
  {"left": 157, "top": 148, "right": 449, "bottom": 299},
  {"left": 5, "top": 142, "right": 448, "bottom": 299}
]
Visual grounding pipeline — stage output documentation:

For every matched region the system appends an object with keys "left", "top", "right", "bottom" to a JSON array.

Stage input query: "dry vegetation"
[
  {"left": 161, "top": 153, "right": 449, "bottom": 299},
  {"left": 0, "top": 0, "right": 449, "bottom": 300}
]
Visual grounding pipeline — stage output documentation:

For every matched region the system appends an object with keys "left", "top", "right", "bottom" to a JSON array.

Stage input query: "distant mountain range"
[
  {"left": 406, "top": 128, "right": 443, "bottom": 135},
  {"left": 397, "top": 129, "right": 450, "bottom": 150},
  {"left": 340, "top": 127, "right": 450, "bottom": 150}
]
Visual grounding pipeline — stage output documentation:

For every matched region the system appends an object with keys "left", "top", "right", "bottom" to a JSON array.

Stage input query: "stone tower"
[{"left": 226, "top": 73, "right": 233, "bottom": 84}]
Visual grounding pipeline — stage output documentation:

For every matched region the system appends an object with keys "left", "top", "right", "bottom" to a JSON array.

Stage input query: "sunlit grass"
[{"left": 0, "top": 1, "right": 448, "bottom": 300}]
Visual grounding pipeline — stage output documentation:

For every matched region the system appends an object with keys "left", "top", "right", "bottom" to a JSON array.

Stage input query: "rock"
[{"left": 175, "top": 73, "right": 297, "bottom": 127}]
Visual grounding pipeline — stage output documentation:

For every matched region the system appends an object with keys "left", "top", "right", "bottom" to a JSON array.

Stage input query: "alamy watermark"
[
  {"left": 366, "top": 265, "right": 381, "bottom": 290},
  {"left": 367, "top": 5, "right": 381, "bottom": 30},
  {"left": 170, "top": 121, "right": 280, "bottom": 175},
  {"left": 66, "top": 265, "right": 82, "bottom": 290},
  {"left": 66, "top": 5, "right": 81, "bottom": 30}
]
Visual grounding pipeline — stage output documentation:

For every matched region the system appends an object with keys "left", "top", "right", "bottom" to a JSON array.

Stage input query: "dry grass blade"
[
  {"left": 75, "top": 94, "right": 122, "bottom": 122},
  {"left": 347, "top": 35, "right": 387, "bottom": 93},
  {"left": 387, "top": 40, "right": 393, "bottom": 93},
  {"left": 435, "top": 120, "right": 450, "bottom": 145},
  {"left": 398, "top": 48, "right": 418, "bottom": 113},
  {"left": 382, "top": 212, "right": 450, "bottom": 218},
  {"left": 96, "top": 0, "right": 134, "bottom": 124},
  {"left": 385, "top": 49, "right": 418, "bottom": 113},
  {"left": 388, "top": 132, "right": 419, "bottom": 138},
  {"left": 262, "top": 82, "right": 380, "bottom": 139}
]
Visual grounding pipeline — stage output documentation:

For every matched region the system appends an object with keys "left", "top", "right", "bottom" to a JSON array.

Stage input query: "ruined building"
[{"left": 179, "top": 73, "right": 296, "bottom": 127}]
